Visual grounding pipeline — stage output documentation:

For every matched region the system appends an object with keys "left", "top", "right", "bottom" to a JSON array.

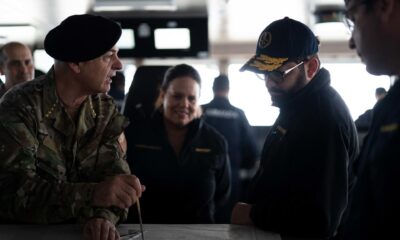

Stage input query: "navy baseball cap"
[
  {"left": 44, "top": 14, "right": 122, "bottom": 62},
  {"left": 240, "top": 17, "right": 319, "bottom": 73}
]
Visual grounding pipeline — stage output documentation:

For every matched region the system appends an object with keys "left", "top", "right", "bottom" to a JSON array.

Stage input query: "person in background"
[
  {"left": 108, "top": 71, "right": 126, "bottom": 111},
  {"left": 0, "top": 14, "right": 144, "bottom": 240},
  {"left": 231, "top": 17, "right": 359, "bottom": 239},
  {"left": 125, "top": 64, "right": 231, "bottom": 224},
  {"left": 354, "top": 87, "right": 387, "bottom": 131},
  {"left": 202, "top": 74, "right": 258, "bottom": 223},
  {"left": 0, "top": 41, "right": 34, "bottom": 97},
  {"left": 337, "top": 0, "right": 400, "bottom": 239}
]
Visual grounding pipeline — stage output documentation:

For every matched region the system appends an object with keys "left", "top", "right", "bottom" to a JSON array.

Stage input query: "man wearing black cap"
[
  {"left": 231, "top": 17, "right": 359, "bottom": 239},
  {"left": 0, "top": 14, "right": 144, "bottom": 240},
  {"left": 202, "top": 74, "right": 258, "bottom": 223}
]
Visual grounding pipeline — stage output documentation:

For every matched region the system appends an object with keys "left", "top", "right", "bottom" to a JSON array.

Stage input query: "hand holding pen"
[{"left": 92, "top": 174, "right": 145, "bottom": 209}]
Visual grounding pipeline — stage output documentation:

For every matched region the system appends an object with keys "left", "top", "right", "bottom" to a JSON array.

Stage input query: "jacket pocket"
[{"left": 36, "top": 143, "right": 67, "bottom": 181}]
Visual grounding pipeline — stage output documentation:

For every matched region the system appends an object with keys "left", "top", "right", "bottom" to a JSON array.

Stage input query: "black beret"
[{"left": 44, "top": 14, "right": 122, "bottom": 62}]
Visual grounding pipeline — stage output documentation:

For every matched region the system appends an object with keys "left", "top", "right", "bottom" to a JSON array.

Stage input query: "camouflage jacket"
[{"left": 0, "top": 67, "right": 130, "bottom": 224}]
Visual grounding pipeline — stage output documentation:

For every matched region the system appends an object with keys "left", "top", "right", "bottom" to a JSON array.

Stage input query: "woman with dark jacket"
[{"left": 125, "top": 64, "right": 231, "bottom": 223}]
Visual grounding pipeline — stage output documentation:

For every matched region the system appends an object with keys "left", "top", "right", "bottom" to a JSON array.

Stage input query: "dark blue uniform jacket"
[
  {"left": 125, "top": 111, "right": 231, "bottom": 223},
  {"left": 202, "top": 97, "right": 258, "bottom": 199},
  {"left": 248, "top": 68, "right": 359, "bottom": 238},
  {"left": 338, "top": 78, "right": 400, "bottom": 240}
]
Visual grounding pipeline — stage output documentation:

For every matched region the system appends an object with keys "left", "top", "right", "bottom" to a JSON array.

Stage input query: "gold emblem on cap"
[
  {"left": 258, "top": 31, "right": 272, "bottom": 48},
  {"left": 250, "top": 54, "right": 288, "bottom": 71}
]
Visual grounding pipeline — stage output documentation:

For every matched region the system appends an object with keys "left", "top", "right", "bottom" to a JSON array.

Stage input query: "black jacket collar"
[{"left": 278, "top": 67, "right": 331, "bottom": 110}]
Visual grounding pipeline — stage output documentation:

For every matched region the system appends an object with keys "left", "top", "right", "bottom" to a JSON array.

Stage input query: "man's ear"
[
  {"left": 305, "top": 57, "right": 320, "bottom": 80},
  {"left": 67, "top": 62, "right": 81, "bottom": 73}
]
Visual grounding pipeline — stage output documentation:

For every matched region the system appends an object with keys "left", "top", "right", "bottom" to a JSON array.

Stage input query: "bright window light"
[
  {"left": 197, "top": 62, "right": 391, "bottom": 126},
  {"left": 154, "top": 28, "right": 190, "bottom": 49},
  {"left": 197, "top": 63, "right": 279, "bottom": 126},
  {"left": 33, "top": 49, "right": 54, "bottom": 73},
  {"left": 322, "top": 62, "right": 391, "bottom": 120},
  {"left": 123, "top": 64, "right": 137, "bottom": 94},
  {"left": 227, "top": 62, "right": 390, "bottom": 126},
  {"left": 313, "top": 22, "right": 350, "bottom": 41},
  {"left": 117, "top": 29, "right": 135, "bottom": 49},
  {"left": 193, "top": 64, "right": 220, "bottom": 104},
  {"left": 0, "top": 25, "right": 36, "bottom": 45},
  {"left": 228, "top": 64, "right": 279, "bottom": 126},
  {"left": 128, "top": 60, "right": 391, "bottom": 127}
]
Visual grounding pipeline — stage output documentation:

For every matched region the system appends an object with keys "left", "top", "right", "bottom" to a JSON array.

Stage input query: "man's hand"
[
  {"left": 92, "top": 174, "right": 145, "bottom": 209},
  {"left": 83, "top": 218, "right": 119, "bottom": 240},
  {"left": 231, "top": 202, "right": 254, "bottom": 225}
]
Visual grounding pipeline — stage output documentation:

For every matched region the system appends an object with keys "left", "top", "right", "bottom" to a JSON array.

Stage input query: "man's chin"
[
  {"left": 271, "top": 95, "right": 282, "bottom": 103},
  {"left": 271, "top": 95, "right": 288, "bottom": 108},
  {"left": 103, "top": 84, "right": 111, "bottom": 93}
]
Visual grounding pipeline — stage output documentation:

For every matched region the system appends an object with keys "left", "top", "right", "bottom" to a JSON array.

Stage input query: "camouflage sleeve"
[
  {"left": 77, "top": 112, "right": 131, "bottom": 225},
  {"left": 0, "top": 116, "right": 100, "bottom": 223},
  {"left": 0, "top": 95, "right": 130, "bottom": 224},
  {"left": 92, "top": 113, "right": 131, "bottom": 178}
]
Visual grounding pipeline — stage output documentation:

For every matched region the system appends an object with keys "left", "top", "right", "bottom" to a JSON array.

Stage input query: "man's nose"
[
  {"left": 113, "top": 56, "right": 123, "bottom": 70},
  {"left": 179, "top": 97, "right": 190, "bottom": 107}
]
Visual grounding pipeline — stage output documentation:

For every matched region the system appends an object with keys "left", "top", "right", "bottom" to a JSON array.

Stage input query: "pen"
[{"left": 136, "top": 198, "right": 144, "bottom": 240}]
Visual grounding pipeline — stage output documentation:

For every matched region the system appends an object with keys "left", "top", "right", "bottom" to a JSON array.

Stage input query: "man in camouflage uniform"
[{"left": 0, "top": 14, "right": 144, "bottom": 240}]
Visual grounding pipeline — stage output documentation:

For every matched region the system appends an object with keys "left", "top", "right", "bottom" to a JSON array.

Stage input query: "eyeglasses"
[
  {"left": 255, "top": 61, "right": 304, "bottom": 83},
  {"left": 343, "top": 0, "right": 368, "bottom": 32}
]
